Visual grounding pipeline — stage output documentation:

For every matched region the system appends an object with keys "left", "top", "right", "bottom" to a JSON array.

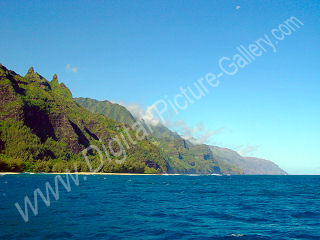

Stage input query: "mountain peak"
[
  {"left": 53, "top": 73, "right": 58, "bottom": 80},
  {"left": 24, "top": 66, "right": 46, "bottom": 82},
  {"left": 27, "top": 66, "right": 35, "bottom": 75},
  {"left": 51, "top": 74, "right": 59, "bottom": 84}
]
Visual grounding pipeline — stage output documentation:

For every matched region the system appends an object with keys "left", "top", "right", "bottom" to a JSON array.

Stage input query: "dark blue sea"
[{"left": 1, "top": 174, "right": 320, "bottom": 240}]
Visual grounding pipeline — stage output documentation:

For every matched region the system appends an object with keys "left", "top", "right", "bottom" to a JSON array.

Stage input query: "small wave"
[
  {"left": 258, "top": 189, "right": 281, "bottom": 197},
  {"left": 198, "top": 210, "right": 269, "bottom": 224},
  {"left": 150, "top": 212, "right": 167, "bottom": 218},
  {"left": 231, "top": 234, "right": 244, "bottom": 237},
  {"left": 93, "top": 232, "right": 110, "bottom": 238},
  {"left": 289, "top": 233, "right": 320, "bottom": 240},
  {"left": 291, "top": 211, "right": 320, "bottom": 219},
  {"left": 78, "top": 212, "right": 104, "bottom": 219},
  {"left": 44, "top": 231, "right": 74, "bottom": 239},
  {"left": 208, "top": 234, "right": 270, "bottom": 240},
  {"left": 216, "top": 234, "right": 271, "bottom": 240}
]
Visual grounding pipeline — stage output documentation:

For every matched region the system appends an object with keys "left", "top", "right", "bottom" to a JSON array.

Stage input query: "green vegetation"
[
  {"left": 0, "top": 64, "right": 285, "bottom": 175},
  {"left": 148, "top": 125, "right": 242, "bottom": 174},
  {"left": 211, "top": 146, "right": 287, "bottom": 175},
  {"left": 75, "top": 97, "right": 136, "bottom": 126},
  {"left": 0, "top": 64, "right": 167, "bottom": 173},
  {"left": 76, "top": 97, "right": 243, "bottom": 174}
]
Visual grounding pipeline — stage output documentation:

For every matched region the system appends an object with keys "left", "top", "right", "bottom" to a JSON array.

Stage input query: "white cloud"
[
  {"left": 118, "top": 102, "right": 160, "bottom": 126},
  {"left": 115, "top": 102, "right": 229, "bottom": 145},
  {"left": 237, "top": 145, "right": 260, "bottom": 156},
  {"left": 172, "top": 120, "right": 230, "bottom": 145},
  {"left": 65, "top": 64, "right": 79, "bottom": 73}
]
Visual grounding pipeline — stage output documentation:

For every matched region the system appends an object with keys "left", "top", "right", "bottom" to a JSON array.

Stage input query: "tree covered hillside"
[
  {"left": 0, "top": 64, "right": 167, "bottom": 173},
  {"left": 75, "top": 97, "right": 242, "bottom": 174},
  {"left": 75, "top": 97, "right": 136, "bottom": 126}
]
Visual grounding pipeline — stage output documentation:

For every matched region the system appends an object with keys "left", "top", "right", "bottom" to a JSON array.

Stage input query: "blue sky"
[{"left": 0, "top": 0, "right": 319, "bottom": 174}]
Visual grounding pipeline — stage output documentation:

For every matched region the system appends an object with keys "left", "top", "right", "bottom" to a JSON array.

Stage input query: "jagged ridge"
[
  {"left": 76, "top": 97, "right": 287, "bottom": 175},
  {"left": 0, "top": 64, "right": 167, "bottom": 173}
]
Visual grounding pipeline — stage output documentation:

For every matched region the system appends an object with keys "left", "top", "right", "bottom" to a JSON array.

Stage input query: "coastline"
[
  {"left": 0, "top": 172, "right": 292, "bottom": 176},
  {"left": 0, "top": 172, "right": 21, "bottom": 175},
  {"left": 0, "top": 172, "right": 220, "bottom": 176},
  {"left": 0, "top": 172, "right": 164, "bottom": 175}
]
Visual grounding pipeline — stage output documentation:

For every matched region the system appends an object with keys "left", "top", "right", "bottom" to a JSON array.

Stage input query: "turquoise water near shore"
[{"left": 1, "top": 174, "right": 320, "bottom": 239}]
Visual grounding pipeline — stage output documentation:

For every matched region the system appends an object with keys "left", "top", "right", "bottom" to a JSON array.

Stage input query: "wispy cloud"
[
  {"left": 172, "top": 120, "right": 230, "bottom": 145},
  {"left": 237, "top": 145, "right": 260, "bottom": 156},
  {"left": 116, "top": 102, "right": 228, "bottom": 144},
  {"left": 117, "top": 102, "right": 160, "bottom": 126},
  {"left": 65, "top": 64, "right": 79, "bottom": 73}
]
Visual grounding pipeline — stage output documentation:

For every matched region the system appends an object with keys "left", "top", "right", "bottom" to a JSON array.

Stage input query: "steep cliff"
[
  {"left": 210, "top": 146, "right": 287, "bottom": 175},
  {"left": 0, "top": 64, "right": 167, "bottom": 173},
  {"left": 76, "top": 97, "right": 286, "bottom": 175},
  {"left": 75, "top": 97, "right": 242, "bottom": 174}
]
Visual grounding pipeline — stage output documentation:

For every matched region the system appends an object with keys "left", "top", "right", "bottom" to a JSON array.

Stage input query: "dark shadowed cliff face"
[
  {"left": 0, "top": 64, "right": 286, "bottom": 175},
  {"left": 0, "top": 64, "right": 167, "bottom": 173}
]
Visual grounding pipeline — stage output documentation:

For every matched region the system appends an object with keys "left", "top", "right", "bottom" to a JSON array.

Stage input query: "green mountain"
[
  {"left": 242, "top": 157, "right": 287, "bottom": 175},
  {"left": 210, "top": 146, "right": 287, "bottom": 175},
  {"left": 148, "top": 124, "right": 242, "bottom": 174},
  {"left": 76, "top": 97, "right": 287, "bottom": 175},
  {"left": 75, "top": 97, "right": 242, "bottom": 174},
  {"left": 74, "top": 97, "right": 136, "bottom": 126},
  {"left": 0, "top": 64, "right": 167, "bottom": 173},
  {"left": 0, "top": 64, "right": 286, "bottom": 175}
]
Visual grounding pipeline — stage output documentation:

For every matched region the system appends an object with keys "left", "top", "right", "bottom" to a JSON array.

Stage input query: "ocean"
[{"left": 0, "top": 174, "right": 319, "bottom": 239}]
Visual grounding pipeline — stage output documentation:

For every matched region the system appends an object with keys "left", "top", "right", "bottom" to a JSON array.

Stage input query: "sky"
[{"left": 0, "top": 0, "right": 319, "bottom": 174}]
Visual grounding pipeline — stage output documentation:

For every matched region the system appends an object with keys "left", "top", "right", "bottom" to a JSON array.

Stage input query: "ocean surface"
[{"left": 0, "top": 174, "right": 320, "bottom": 240}]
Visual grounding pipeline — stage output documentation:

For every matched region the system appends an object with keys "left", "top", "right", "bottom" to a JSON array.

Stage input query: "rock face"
[
  {"left": 242, "top": 157, "right": 287, "bottom": 175},
  {"left": 75, "top": 97, "right": 136, "bottom": 126},
  {"left": 76, "top": 97, "right": 287, "bottom": 175},
  {"left": 0, "top": 64, "right": 167, "bottom": 173},
  {"left": 0, "top": 64, "right": 287, "bottom": 175},
  {"left": 210, "top": 146, "right": 287, "bottom": 175},
  {"left": 75, "top": 97, "right": 243, "bottom": 174}
]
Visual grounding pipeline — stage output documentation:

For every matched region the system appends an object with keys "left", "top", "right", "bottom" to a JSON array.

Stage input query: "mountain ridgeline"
[
  {"left": 0, "top": 64, "right": 167, "bottom": 173},
  {"left": 74, "top": 98, "right": 242, "bottom": 174},
  {"left": 0, "top": 64, "right": 286, "bottom": 174},
  {"left": 210, "top": 146, "right": 287, "bottom": 175},
  {"left": 75, "top": 98, "right": 287, "bottom": 175},
  {"left": 75, "top": 97, "right": 136, "bottom": 126}
]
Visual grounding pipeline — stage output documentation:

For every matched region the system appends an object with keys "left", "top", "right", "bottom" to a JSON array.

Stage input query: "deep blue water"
[{"left": 1, "top": 174, "right": 320, "bottom": 240}]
